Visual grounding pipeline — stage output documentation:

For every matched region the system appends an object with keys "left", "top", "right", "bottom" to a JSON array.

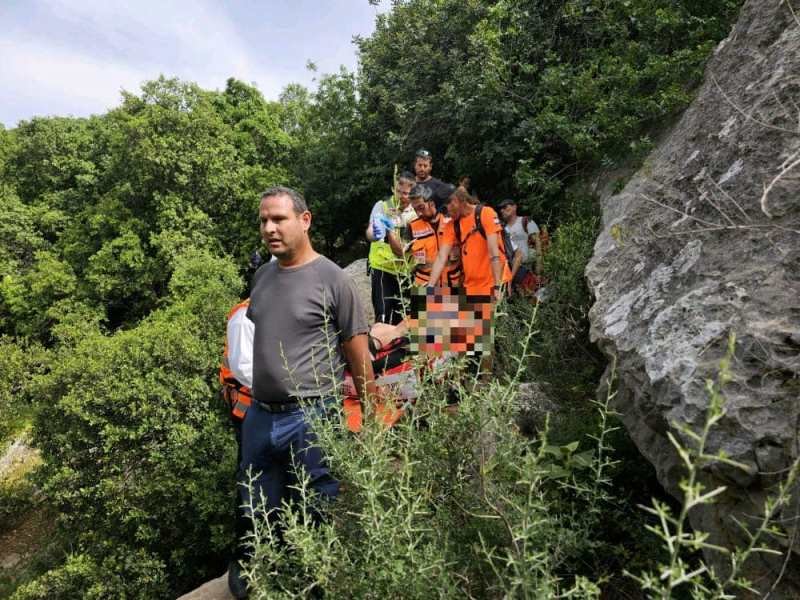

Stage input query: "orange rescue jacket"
[
  {"left": 219, "top": 299, "right": 252, "bottom": 420},
  {"left": 408, "top": 215, "right": 462, "bottom": 287}
]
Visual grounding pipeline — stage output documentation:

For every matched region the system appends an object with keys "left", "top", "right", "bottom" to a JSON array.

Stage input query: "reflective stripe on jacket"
[{"left": 409, "top": 216, "right": 462, "bottom": 287}]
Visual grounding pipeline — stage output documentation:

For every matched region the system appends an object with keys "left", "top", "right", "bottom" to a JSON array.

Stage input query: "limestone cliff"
[{"left": 586, "top": 0, "right": 800, "bottom": 595}]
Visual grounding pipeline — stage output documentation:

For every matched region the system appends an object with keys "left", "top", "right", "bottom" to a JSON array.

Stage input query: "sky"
[{"left": 0, "top": 0, "right": 386, "bottom": 128}]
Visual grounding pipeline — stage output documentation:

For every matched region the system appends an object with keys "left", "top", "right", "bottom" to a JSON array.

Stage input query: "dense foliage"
[
  {"left": 353, "top": 0, "right": 741, "bottom": 220},
  {"left": 0, "top": 0, "right": 743, "bottom": 597},
  {"left": 244, "top": 349, "right": 625, "bottom": 598}
]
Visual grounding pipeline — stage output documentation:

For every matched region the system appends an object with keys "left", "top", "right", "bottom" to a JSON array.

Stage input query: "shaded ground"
[
  {"left": 0, "top": 433, "right": 54, "bottom": 598},
  {"left": 0, "top": 509, "right": 53, "bottom": 571}
]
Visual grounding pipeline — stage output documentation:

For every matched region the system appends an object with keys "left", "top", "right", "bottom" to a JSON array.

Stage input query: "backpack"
[{"left": 454, "top": 204, "right": 516, "bottom": 266}]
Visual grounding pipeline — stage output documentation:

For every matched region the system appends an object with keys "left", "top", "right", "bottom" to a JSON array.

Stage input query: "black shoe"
[{"left": 228, "top": 559, "right": 249, "bottom": 599}]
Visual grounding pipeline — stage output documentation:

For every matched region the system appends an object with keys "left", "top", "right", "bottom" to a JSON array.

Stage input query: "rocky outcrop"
[
  {"left": 176, "top": 574, "right": 233, "bottom": 600},
  {"left": 343, "top": 258, "right": 375, "bottom": 324},
  {"left": 586, "top": 0, "right": 800, "bottom": 595}
]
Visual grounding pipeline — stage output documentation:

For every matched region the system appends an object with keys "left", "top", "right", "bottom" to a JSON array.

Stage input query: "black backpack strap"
[
  {"left": 477, "top": 204, "right": 512, "bottom": 264},
  {"left": 474, "top": 204, "right": 486, "bottom": 239},
  {"left": 456, "top": 204, "right": 485, "bottom": 243}
]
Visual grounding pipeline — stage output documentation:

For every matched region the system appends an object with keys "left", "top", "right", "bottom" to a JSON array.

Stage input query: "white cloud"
[
  {"left": 0, "top": 0, "right": 284, "bottom": 125},
  {"left": 0, "top": 37, "right": 150, "bottom": 113}
]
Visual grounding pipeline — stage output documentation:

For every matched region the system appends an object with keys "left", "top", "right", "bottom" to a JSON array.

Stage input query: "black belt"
[{"left": 255, "top": 397, "right": 323, "bottom": 413}]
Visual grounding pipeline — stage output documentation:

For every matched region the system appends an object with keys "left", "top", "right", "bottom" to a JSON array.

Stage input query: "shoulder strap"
[
  {"left": 455, "top": 204, "right": 486, "bottom": 242},
  {"left": 521, "top": 216, "right": 528, "bottom": 231},
  {"left": 474, "top": 204, "right": 486, "bottom": 239}
]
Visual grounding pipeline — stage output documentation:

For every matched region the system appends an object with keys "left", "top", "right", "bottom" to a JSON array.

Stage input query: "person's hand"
[
  {"left": 372, "top": 217, "right": 386, "bottom": 241},
  {"left": 492, "top": 284, "right": 506, "bottom": 303},
  {"left": 378, "top": 215, "right": 395, "bottom": 232}
]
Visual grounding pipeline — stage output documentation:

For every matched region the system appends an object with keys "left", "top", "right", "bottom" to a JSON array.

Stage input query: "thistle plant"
[
  {"left": 240, "top": 299, "right": 631, "bottom": 599},
  {"left": 629, "top": 332, "right": 800, "bottom": 598}
]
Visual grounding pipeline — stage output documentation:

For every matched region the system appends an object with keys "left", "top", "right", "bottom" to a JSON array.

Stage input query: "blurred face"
[
  {"left": 499, "top": 203, "right": 517, "bottom": 223},
  {"left": 446, "top": 194, "right": 467, "bottom": 218},
  {"left": 259, "top": 193, "right": 311, "bottom": 260},
  {"left": 411, "top": 196, "right": 437, "bottom": 221},
  {"left": 414, "top": 157, "right": 432, "bottom": 180},
  {"left": 396, "top": 179, "right": 413, "bottom": 208}
]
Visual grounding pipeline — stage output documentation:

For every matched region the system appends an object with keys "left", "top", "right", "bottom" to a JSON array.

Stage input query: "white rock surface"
[{"left": 586, "top": 1, "right": 800, "bottom": 595}]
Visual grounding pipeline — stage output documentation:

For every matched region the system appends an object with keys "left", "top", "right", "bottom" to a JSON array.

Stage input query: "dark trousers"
[
  {"left": 370, "top": 268, "right": 405, "bottom": 325},
  {"left": 231, "top": 417, "right": 251, "bottom": 561},
  {"left": 238, "top": 400, "right": 339, "bottom": 540}
]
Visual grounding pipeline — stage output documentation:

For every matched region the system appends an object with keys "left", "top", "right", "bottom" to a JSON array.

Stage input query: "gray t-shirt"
[
  {"left": 505, "top": 216, "right": 539, "bottom": 262},
  {"left": 247, "top": 255, "right": 369, "bottom": 403}
]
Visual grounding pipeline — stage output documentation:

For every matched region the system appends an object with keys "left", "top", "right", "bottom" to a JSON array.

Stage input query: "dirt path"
[
  {"left": 0, "top": 509, "right": 53, "bottom": 570},
  {"left": 0, "top": 434, "right": 50, "bottom": 574}
]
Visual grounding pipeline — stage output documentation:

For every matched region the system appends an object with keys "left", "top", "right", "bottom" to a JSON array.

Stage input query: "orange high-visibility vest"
[
  {"left": 408, "top": 216, "right": 462, "bottom": 287},
  {"left": 220, "top": 299, "right": 252, "bottom": 420}
]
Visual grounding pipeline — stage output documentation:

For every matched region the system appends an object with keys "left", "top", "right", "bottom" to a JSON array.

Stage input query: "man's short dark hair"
[
  {"left": 261, "top": 186, "right": 308, "bottom": 214},
  {"left": 409, "top": 184, "right": 433, "bottom": 201},
  {"left": 496, "top": 199, "right": 516, "bottom": 209},
  {"left": 398, "top": 171, "right": 416, "bottom": 185}
]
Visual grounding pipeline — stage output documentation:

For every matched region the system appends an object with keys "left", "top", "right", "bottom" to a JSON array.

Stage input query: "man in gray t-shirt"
[
  {"left": 231, "top": 185, "right": 375, "bottom": 599},
  {"left": 247, "top": 255, "right": 367, "bottom": 401}
]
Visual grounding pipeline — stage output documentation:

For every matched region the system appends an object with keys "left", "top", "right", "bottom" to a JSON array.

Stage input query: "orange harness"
[
  {"left": 408, "top": 216, "right": 462, "bottom": 287},
  {"left": 219, "top": 300, "right": 253, "bottom": 421}
]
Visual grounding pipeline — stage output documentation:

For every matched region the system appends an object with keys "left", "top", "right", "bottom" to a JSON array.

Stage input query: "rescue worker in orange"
[
  {"left": 391, "top": 184, "right": 462, "bottom": 287},
  {"left": 428, "top": 186, "right": 511, "bottom": 300},
  {"left": 219, "top": 299, "right": 255, "bottom": 599},
  {"left": 425, "top": 186, "right": 512, "bottom": 388}
]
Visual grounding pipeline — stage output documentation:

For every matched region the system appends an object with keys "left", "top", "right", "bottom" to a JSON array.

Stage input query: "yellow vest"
[{"left": 368, "top": 199, "right": 414, "bottom": 275}]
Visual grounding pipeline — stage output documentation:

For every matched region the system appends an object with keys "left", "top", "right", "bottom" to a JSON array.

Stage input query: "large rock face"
[
  {"left": 586, "top": 0, "right": 800, "bottom": 595},
  {"left": 343, "top": 258, "right": 374, "bottom": 324}
]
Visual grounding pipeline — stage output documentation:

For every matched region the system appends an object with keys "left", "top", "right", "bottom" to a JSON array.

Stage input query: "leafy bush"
[
  {"left": 355, "top": 0, "right": 742, "bottom": 224},
  {"left": 11, "top": 549, "right": 166, "bottom": 600},
  {"left": 240, "top": 318, "right": 624, "bottom": 599},
  {"left": 22, "top": 250, "right": 242, "bottom": 598},
  {"left": 0, "top": 338, "right": 48, "bottom": 444},
  {"left": 231, "top": 331, "right": 796, "bottom": 599},
  {"left": 496, "top": 192, "right": 605, "bottom": 400}
]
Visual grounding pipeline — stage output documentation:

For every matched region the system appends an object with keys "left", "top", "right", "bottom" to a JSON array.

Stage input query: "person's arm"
[
  {"left": 365, "top": 201, "right": 384, "bottom": 242},
  {"left": 427, "top": 242, "right": 452, "bottom": 287},
  {"left": 486, "top": 232, "right": 505, "bottom": 299},
  {"left": 387, "top": 230, "right": 405, "bottom": 257},
  {"left": 510, "top": 247, "right": 523, "bottom": 280},
  {"left": 342, "top": 334, "right": 377, "bottom": 403},
  {"left": 227, "top": 309, "right": 254, "bottom": 388}
]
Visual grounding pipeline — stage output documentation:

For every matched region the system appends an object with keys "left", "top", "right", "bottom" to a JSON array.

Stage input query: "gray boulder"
[
  {"left": 586, "top": 0, "right": 800, "bottom": 595},
  {"left": 343, "top": 258, "right": 375, "bottom": 324}
]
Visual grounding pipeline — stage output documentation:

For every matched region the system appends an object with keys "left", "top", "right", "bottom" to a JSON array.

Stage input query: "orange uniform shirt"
[
  {"left": 441, "top": 206, "right": 511, "bottom": 295},
  {"left": 408, "top": 216, "right": 462, "bottom": 287}
]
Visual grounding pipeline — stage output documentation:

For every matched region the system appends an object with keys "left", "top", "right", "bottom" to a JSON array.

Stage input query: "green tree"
[
  {"left": 356, "top": 0, "right": 741, "bottom": 219},
  {"left": 283, "top": 69, "right": 379, "bottom": 257},
  {"left": 26, "top": 250, "right": 241, "bottom": 598}
]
